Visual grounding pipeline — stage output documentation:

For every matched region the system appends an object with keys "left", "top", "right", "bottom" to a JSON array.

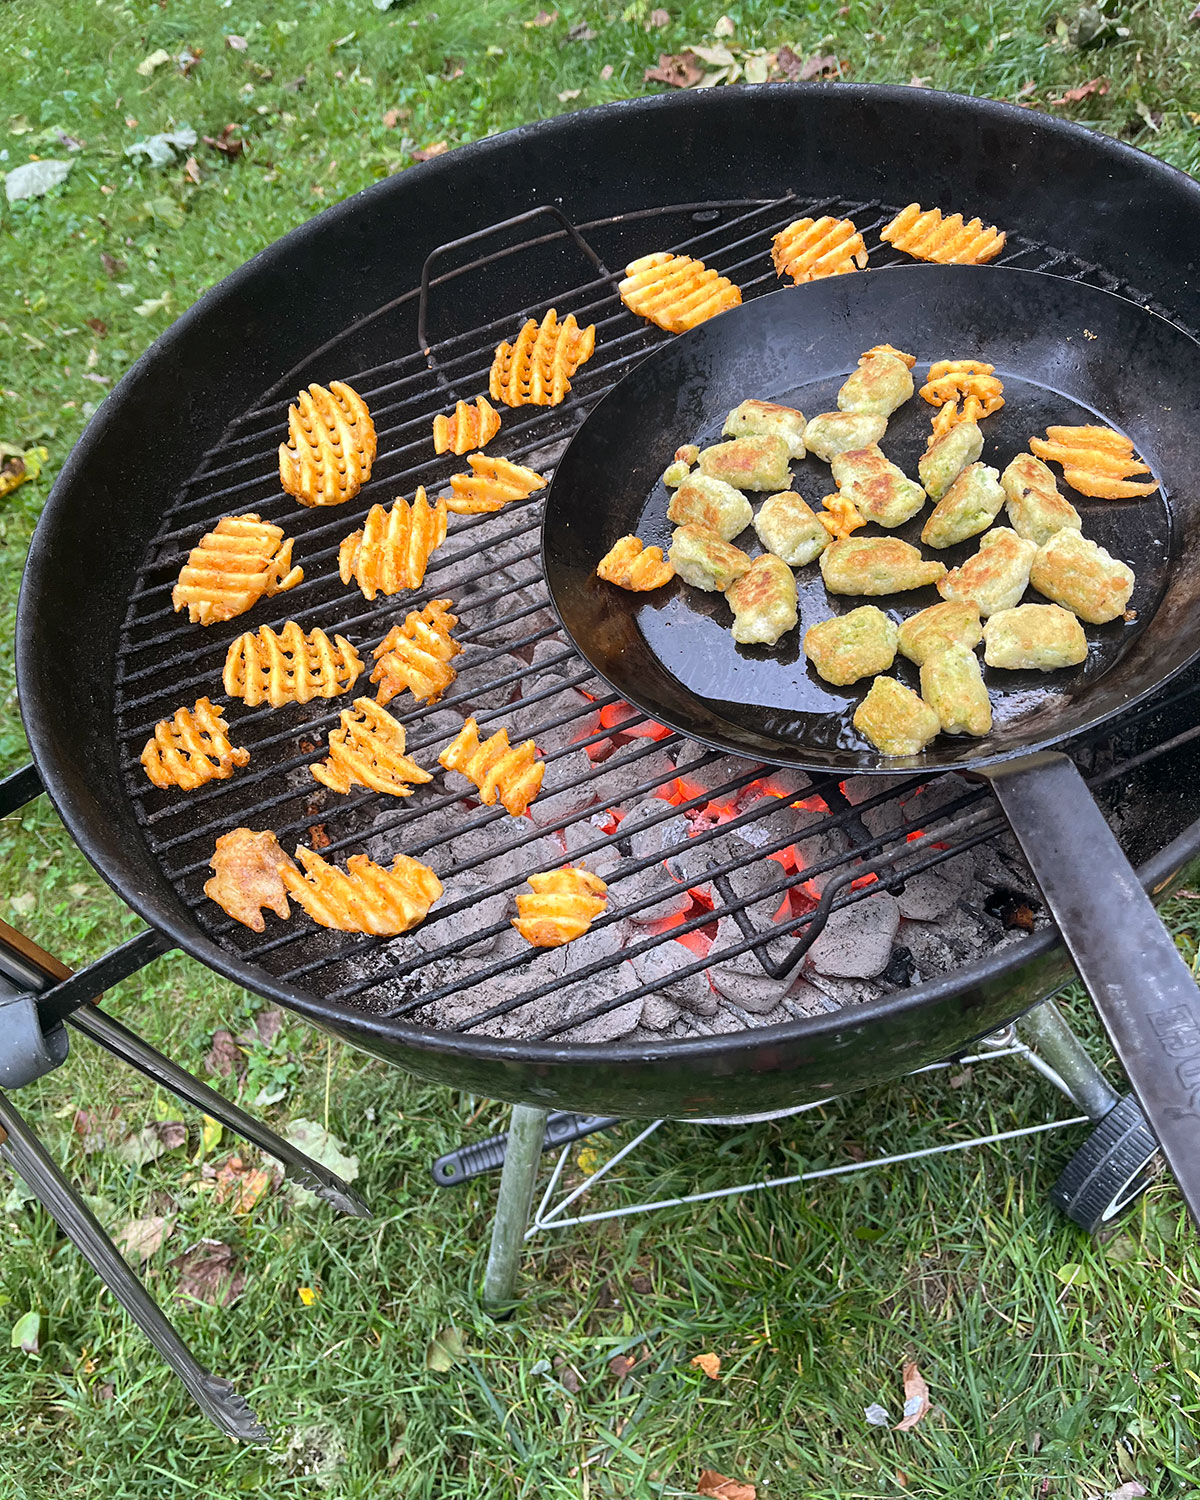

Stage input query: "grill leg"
[
  {"left": 1018, "top": 997, "right": 1121, "bottom": 1121},
  {"left": 483, "top": 1105, "right": 548, "bottom": 1309},
  {"left": 0, "top": 1090, "right": 267, "bottom": 1442}
]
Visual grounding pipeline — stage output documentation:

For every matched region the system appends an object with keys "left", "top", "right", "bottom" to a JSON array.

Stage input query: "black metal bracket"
[
  {"left": 0, "top": 763, "right": 43, "bottom": 820},
  {"left": 432, "top": 1111, "right": 619, "bottom": 1186}
]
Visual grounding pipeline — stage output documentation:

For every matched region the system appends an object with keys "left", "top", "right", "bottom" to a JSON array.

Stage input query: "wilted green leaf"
[
  {"left": 11, "top": 1310, "right": 40, "bottom": 1354},
  {"left": 425, "top": 1326, "right": 465, "bottom": 1372},
  {"left": 1054, "top": 1262, "right": 1091, "bottom": 1287}
]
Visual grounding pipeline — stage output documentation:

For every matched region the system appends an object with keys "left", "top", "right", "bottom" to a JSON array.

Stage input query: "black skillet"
[{"left": 544, "top": 265, "right": 1200, "bottom": 1219}]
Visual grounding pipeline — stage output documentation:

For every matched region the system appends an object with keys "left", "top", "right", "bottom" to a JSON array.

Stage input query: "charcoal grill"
[{"left": 5, "top": 85, "right": 1200, "bottom": 1434}]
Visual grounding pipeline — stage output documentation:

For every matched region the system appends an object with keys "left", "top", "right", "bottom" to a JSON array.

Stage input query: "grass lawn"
[{"left": 3, "top": 0, "right": 1200, "bottom": 1495}]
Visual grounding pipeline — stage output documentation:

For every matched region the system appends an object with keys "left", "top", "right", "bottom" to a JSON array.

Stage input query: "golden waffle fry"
[
  {"left": 371, "top": 600, "right": 462, "bottom": 707},
  {"left": 920, "top": 358, "right": 1005, "bottom": 444},
  {"left": 172, "top": 514, "right": 304, "bottom": 626},
  {"left": 880, "top": 203, "right": 1007, "bottom": 265},
  {"left": 771, "top": 215, "right": 868, "bottom": 284},
  {"left": 278, "top": 380, "right": 376, "bottom": 507},
  {"left": 223, "top": 622, "right": 363, "bottom": 707},
  {"left": 1028, "top": 424, "right": 1158, "bottom": 499},
  {"left": 438, "top": 716, "right": 544, "bottom": 817},
  {"left": 338, "top": 488, "right": 448, "bottom": 598},
  {"left": 443, "top": 455, "right": 548, "bottom": 515},
  {"left": 311, "top": 698, "right": 434, "bottom": 798},
  {"left": 513, "top": 866, "right": 609, "bottom": 948},
  {"left": 141, "top": 697, "right": 250, "bottom": 790},
  {"left": 817, "top": 493, "right": 867, "bottom": 540},
  {"left": 432, "top": 395, "right": 502, "bottom": 455},
  {"left": 281, "top": 846, "right": 442, "bottom": 935},
  {"left": 595, "top": 535, "right": 675, "bottom": 591},
  {"left": 862, "top": 343, "right": 917, "bottom": 369},
  {"left": 204, "top": 828, "right": 296, "bottom": 932},
  {"left": 619, "top": 252, "right": 742, "bottom": 334},
  {"left": 489, "top": 309, "right": 596, "bottom": 408}
]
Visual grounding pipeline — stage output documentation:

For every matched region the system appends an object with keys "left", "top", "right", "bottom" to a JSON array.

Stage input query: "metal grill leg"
[
  {"left": 483, "top": 1105, "right": 548, "bottom": 1309},
  {"left": 1018, "top": 997, "right": 1120, "bottom": 1120}
]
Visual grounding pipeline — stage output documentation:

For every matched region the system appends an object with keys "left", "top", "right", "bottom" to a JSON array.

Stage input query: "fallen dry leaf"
[
  {"left": 203, "top": 124, "right": 244, "bottom": 160},
  {"left": 226, "top": 34, "right": 248, "bottom": 50},
  {"left": 255, "top": 1006, "right": 284, "bottom": 1047},
  {"left": 799, "top": 53, "right": 840, "bottom": 80},
  {"left": 298, "top": 1284, "right": 321, "bottom": 1306},
  {"left": 183, "top": 155, "right": 202, "bottom": 184},
  {"left": 382, "top": 107, "right": 409, "bottom": 128},
  {"left": 1107, "top": 1484, "right": 1148, "bottom": 1500},
  {"left": 557, "top": 88, "right": 581, "bottom": 102},
  {"left": 170, "top": 1238, "right": 246, "bottom": 1306},
  {"left": 204, "top": 1027, "right": 244, "bottom": 1080},
  {"left": 116, "top": 1215, "right": 173, "bottom": 1262},
  {"left": 1050, "top": 77, "right": 1108, "bottom": 104},
  {"left": 600, "top": 63, "right": 614, "bottom": 79},
  {"left": 713, "top": 14, "right": 736, "bottom": 35},
  {"left": 894, "top": 1360, "right": 931, "bottom": 1431},
  {"left": 177, "top": 46, "right": 202, "bottom": 77},
  {"left": 1191, "top": 2, "right": 1200, "bottom": 18},
  {"left": 691, "top": 1352, "right": 721, "bottom": 1379},
  {"left": 212, "top": 1153, "right": 276, "bottom": 1214},
  {"left": 644, "top": 51, "right": 704, "bottom": 87},
  {"left": 697, "top": 1471, "right": 756, "bottom": 1500},
  {"left": 648, "top": 7, "right": 670, "bottom": 26},
  {"left": 608, "top": 1353, "right": 636, "bottom": 1379},
  {"left": 774, "top": 44, "right": 804, "bottom": 80},
  {"left": 100, "top": 251, "right": 127, "bottom": 279},
  {"left": 412, "top": 141, "right": 449, "bottom": 162},
  {"left": 553, "top": 1354, "right": 581, "bottom": 1393},
  {"left": 526, "top": 8, "right": 557, "bottom": 24},
  {"left": 567, "top": 21, "right": 597, "bottom": 40}
]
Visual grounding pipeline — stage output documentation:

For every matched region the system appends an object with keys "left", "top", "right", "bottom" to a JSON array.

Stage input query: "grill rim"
[{"left": 18, "top": 83, "right": 1200, "bottom": 1085}]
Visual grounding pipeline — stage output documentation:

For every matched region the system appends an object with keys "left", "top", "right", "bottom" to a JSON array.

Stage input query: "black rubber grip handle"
[
  {"left": 431, "top": 1112, "right": 620, "bottom": 1186},
  {"left": 987, "top": 751, "right": 1200, "bottom": 1226}
]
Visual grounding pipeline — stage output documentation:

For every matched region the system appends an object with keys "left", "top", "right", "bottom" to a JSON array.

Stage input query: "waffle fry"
[
  {"left": 489, "top": 309, "right": 596, "bottom": 408},
  {"left": 619, "top": 252, "right": 742, "bottom": 334},
  {"left": 281, "top": 846, "right": 442, "bottom": 935},
  {"left": 443, "top": 455, "right": 547, "bottom": 515},
  {"left": 223, "top": 622, "right": 363, "bottom": 707},
  {"left": 881, "top": 203, "right": 1007, "bottom": 265},
  {"left": 817, "top": 493, "right": 867, "bottom": 540},
  {"left": 920, "top": 358, "right": 1005, "bottom": 444},
  {"left": 595, "top": 535, "right": 675, "bottom": 591},
  {"left": 863, "top": 343, "right": 917, "bottom": 369},
  {"left": 338, "top": 488, "right": 448, "bottom": 598},
  {"left": 513, "top": 866, "right": 609, "bottom": 948},
  {"left": 771, "top": 215, "right": 868, "bottom": 284},
  {"left": 1028, "top": 424, "right": 1158, "bottom": 499},
  {"left": 310, "top": 698, "right": 433, "bottom": 797},
  {"left": 204, "top": 828, "right": 296, "bottom": 932},
  {"left": 172, "top": 514, "right": 303, "bottom": 626},
  {"left": 438, "top": 716, "right": 544, "bottom": 816},
  {"left": 432, "top": 395, "right": 501, "bottom": 455},
  {"left": 141, "top": 697, "right": 250, "bottom": 790},
  {"left": 278, "top": 380, "right": 376, "bottom": 507},
  {"left": 371, "top": 600, "right": 462, "bottom": 707}
]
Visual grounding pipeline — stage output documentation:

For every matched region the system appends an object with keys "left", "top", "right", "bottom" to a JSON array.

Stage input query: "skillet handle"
[{"left": 986, "top": 751, "right": 1200, "bottom": 1224}]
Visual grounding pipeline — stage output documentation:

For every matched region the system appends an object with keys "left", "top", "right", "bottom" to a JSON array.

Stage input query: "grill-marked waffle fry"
[
  {"left": 817, "top": 492, "right": 867, "bottom": 540},
  {"left": 619, "top": 252, "right": 741, "bottom": 333},
  {"left": 1028, "top": 424, "right": 1158, "bottom": 499},
  {"left": 223, "top": 622, "right": 363, "bottom": 707},
  {"left": 141, "top": 697, "right": 250, "bottom": 790},
  {"left": 278, "top": 380, "right": 376, "bottom": 507},
  {"left": 281, "top": 846, "right": 442, "bottom": 935},
  {"left": 371, "top": 600, "right": 462, "bottom": 707},
  {"left": 311, "top": 698, "right": 434, "bottom": 798},
  {"left": 513, "top": 866, "right": 609, "bottom": 947},
  {"left": 338, "top": 488, "right": 448, "bottom": 597},
  {"left": 204, "top": 828, "right": 296, "bottom": 932},
  {"left": 438, "top": 716, "right": 544, "bottom": 816},
  {"left": 443, "top": 455, "right": 547, "bottom": 515},
  {"left": 881, "top": 203, "right": 1007, "bottom": 265},
  {"left": 595, "top": 535, "right": 675, "bottom": 591},
  {"left": 172, "top": 514, "right": 303, "bottom": 626},
  {"left": 489, "top": 309, "right": 596, "bottom": 407},
  {"left": 920, "top": 359, "right": 1005, "bottom": 443},
  {"left": 771, "top": 215, "right": 868, "bottom": 284},
  {"left": 432, "top": 395, "right": 502, "bottom": 455}
]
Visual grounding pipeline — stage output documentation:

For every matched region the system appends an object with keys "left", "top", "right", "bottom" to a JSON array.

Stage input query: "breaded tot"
[
  {"left": 920, "top": 646, "right": 993, "bottom": 737},
  {"left": 830, "top": 444, "right": 927, "bottom": 528},
  {"left": 596, "top": 535, "right": 675, "bottom": 591},
  {"left": 918, "top": 420, "right": 983, "bottom": 501},
  {"left": 854, "top": 676, "right": 942, "bottom": 756},
  {"left": 897, "top": 600, "right": 983, "bottom": 665},
  {"left": 937, "top": 527, "right": 1036, "bottom": 617},
  {"left": 983, "top": 603, "right": 1088, "bottom": 670},
  {"left": 1028, "top": 424, "right": 1157, "bottom": 499},
  {"left": 804, "top": 411, "right": 888, "bottom": 463},
  {"left": 697, "top": 435, "right": 793, "bottom": 492},
  {"left": 1029, "top": 529, "right": 1135, "bottom": 624},
  {"left": 836, "top": 349, "right": 915, "bottom": 418},
  {"left": 820, "top": 537, "right": 947, "bottom": 595},
  {"left": 921, "top": 463, "right": 1005, "bottom": 548},
  {"left": 725, "top": 553, "right": 798, "bottom": 647},
  {"left": 667, "top": 473, "right": 753, "bottom": 541},
  {"left": 662, "top": 445, "right": 697, "bottom": 487},
  {"left": 753, "top": 491, "right": 829, "bottom": 566},
  {"left": 804, "top": 606, "right": 899, "bottom": 686},
  {"left": 1001, "top": 453, "right": 1082, "bottom": 545},
  {"left": 722, "top": 399, "right": 807, "bottom": 457},
  {"left": 668, "top": 524, "right": 752, "bottom": 592}
]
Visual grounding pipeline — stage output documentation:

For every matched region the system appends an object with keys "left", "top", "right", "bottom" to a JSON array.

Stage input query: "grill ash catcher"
[{"left": 7, "top": 84, "right": 1200, "bottom": 1434}]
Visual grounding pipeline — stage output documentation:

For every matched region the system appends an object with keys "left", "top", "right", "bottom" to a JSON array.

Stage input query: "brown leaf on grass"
[
  {"left": 442, "top": 56, "right": 465, "bottom": 80},
  {"left": 647, "top": 8, "right": 670, "bottom": 26},
  {"left": 382, "top": 107, "right": 409, "bottom": 128},
  {"left": 697, "top": 1472, "right": 756, "bottom": 1500},
  {"left": 178, "top": 46, "right": 203, "bottom": 77},
  {"left": 115, "top": 1121, "right": 186, "bottom": 1167},
  {"left": 73, "top": 1107, "right": 118, "bottom": 1152},
  {"left": 526, "top": 8, "right": 557, "bottom": 24},
  {"left": 212, "top": 1153, "right": 277, "bottom": 1214},
  {"left": 183, "top": 155, "right": 202, "bottom": 184},
  {"left": 1050, "top": 77, "right": 1108, "bottom": 103},
  {"left": 412, "top": 142, "right": 449, "bottom": 162},
  {"left": 553, "top": 1354, "right": 581, "bottom": 1393},
  {"left": 204, "top": 1028, "right": 244, "bottom": 1081},
  {"left": 894, "top": 1360, "right": 931, "bottom": 1431},
  {"left": 226, "top": 34, "right": 248, "bottom": 51},
  {"left": 116, "top": 1215, "right": 173, "bottom": 1262},
  {"left": 568, "top": 21, "right": 597, "bottom": 40},
  {"left": 644, "top": 51, "right": 704, "bottom": 87},
  {"left": 799, "top": 53, "right": 840, "bottom": 79},
  {"left": 170, "top": 1238, "right": 246, "bottom": 1306},
  {"left": 203, "top": 124, "right": 245, "bottom": 160},
  {"left": 100, "top": 252, "right": 127, "bottom": 279},
  {"left": 774, "top": 44, "right": 804, "bottom": 79},
  {"left": 255, "top": 1006, "right": 284, "bottom": 1047},
  {"left": 691, "top": 1352, "right": 721, "bottom": 1379},
  {"left": 608, "top": 1353, "right": 636, "bottom": 1379}
]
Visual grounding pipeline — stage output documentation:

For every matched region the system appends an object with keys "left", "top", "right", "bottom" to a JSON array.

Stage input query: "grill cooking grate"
[{"left": 114, "top": 191, "right": 1200, "bottom": 1042}]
